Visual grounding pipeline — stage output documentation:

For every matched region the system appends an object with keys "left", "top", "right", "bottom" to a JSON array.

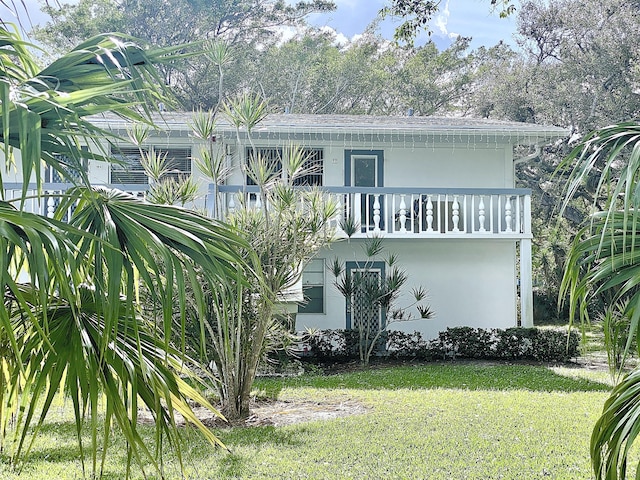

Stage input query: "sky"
[
  {"left": 307, "top": 0, "right": 518, "bottom": 49},
  {"left": 0, "top": 0, "right": 519, "bottom": 51}
]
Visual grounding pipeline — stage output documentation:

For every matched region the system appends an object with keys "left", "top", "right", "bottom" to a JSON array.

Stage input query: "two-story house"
[{"left": 4, "top": 113, "right": 568, "bottom": 339}]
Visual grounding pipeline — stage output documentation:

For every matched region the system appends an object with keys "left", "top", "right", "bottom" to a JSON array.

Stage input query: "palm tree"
[
  {"left": 0, "top": 27, "right": 248, "bottom": 477},
  {"left": 560, "top": 122, "right": 640, "bottom": 479}
]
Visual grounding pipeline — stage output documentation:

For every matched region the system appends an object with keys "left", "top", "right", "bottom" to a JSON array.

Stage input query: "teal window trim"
[{"left": 343, "top": 149, "right": 384, "bottom": 187}]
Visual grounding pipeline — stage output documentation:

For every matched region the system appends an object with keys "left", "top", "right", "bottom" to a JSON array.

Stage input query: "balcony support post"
[{"left": 520, "top": 238, "right": 534, "bottom": 327}]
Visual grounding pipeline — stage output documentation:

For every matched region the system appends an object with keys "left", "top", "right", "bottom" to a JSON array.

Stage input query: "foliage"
[
  {"left": 303, "top": 328, "right": 360, "bottom": 361},
  {"left": 601, "top": 301, "right": 634, "bottom": 382},
  {"left": 0, "top": 27, "right": 250, "bottom": 478},
  {"left": 385, "top": 330, "right": 430, "bottom": 359},
  {"left": 302, "top": 327, "right": 578, "bottom": 363},
  {"left": 129, "top": 124, "right": 201, "bottom": 207},
  {"left": 438, "top": 327, "right": 579, "bottom": 361},
  {"left": 477, "top": 0, "right": 640, "bottom": 134},
  {"left": 329, "top": 236, "right": 434, "bottom": 366},
  {"left": 32, "top": 0, "right": 337, "bottom": 109},
  {"left": 592, "top": 368, "right": 640, "bottom": 480},
  {"left": 439, "top": 326, "right": 496, "bottom": 358},
  {"left": 193, "top": 104, "right": 337, "bottom": 419},
  {"left": 252, "top": 31, "right": 484, "bottom": 116},
  {"left": 378, "top": 0, "right": 440, "bottom": 46},
  {"left": 559, "top": 121, "right": 640, "bottom": 479}
]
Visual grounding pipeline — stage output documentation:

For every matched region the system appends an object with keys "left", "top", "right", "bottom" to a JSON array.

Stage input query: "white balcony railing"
[
  {"left": 3, "top": 183, "right": 532, "bottom": 239},
  {"left": 213, "top": 186, "right": 532, "bottom": 239},
  {"left": 3, "top": 182, "right": 150, "bottom": 218}
]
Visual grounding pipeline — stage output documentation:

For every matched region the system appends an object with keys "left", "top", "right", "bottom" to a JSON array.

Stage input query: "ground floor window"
[{"left": 298, "top": 258, "right": 324, "bottom": 314}]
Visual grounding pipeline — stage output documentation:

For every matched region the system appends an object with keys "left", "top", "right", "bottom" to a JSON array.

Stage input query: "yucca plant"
[
  {"left": 330, "top": 236, "right": 434, "bottom": 366},
  {"left": 0, "top": 26, "right": 249, "bottom": 478},
  {"left": 559, "top": 122, "right": 640, "bottom": 479},
  {"left": 191, "top": 109, "right": 233, "bottom": 218},
  {"left": 194, "top": 99, "right": 338, "bottom": 419}
]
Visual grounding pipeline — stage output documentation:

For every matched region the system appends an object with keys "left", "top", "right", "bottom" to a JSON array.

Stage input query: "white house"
[{"left": 4, "top": 113, "right": 568, "bottom": 339}]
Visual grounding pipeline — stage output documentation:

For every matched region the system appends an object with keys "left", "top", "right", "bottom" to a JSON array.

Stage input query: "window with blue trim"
[{"left": 298, "top": 258, "right": 325, "bottom": 314}]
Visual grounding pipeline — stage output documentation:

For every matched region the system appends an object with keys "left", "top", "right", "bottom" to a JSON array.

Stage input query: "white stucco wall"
[
  {"left": 225, "top": 139, "right": 514, "bottom": 189},
  {"left": 296, "top": 237, "right": 518, "bottom": 340},
  {"left": 3, "top": 150, "right": 24, "bottom": 183}
]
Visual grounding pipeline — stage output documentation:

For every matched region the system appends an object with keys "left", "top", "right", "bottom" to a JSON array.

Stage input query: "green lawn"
[{"left": 0, "top": 363, "right": 625, "bottom": 479}]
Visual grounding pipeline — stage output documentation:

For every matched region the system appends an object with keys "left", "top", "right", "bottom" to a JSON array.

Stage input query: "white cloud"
[
  {"left": 277, "top": 26, "right": 298, "bottom": 44},
  {"left": 434, "top": 0, "right": 460, "bottom": 40},
  {"left": 318, "top": 25, "right": 350, "bottom": 46}
]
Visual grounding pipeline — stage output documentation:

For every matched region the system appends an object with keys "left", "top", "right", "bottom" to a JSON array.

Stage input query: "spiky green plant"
[
  {"left": 194, "top": 102, "right": 338, "bottom": 419},
  {"left": 331, "top": 236, "right": 434, "bottom": 366},
  {"left": 559, "top": 122, "right": 640, "bottom": 479}
]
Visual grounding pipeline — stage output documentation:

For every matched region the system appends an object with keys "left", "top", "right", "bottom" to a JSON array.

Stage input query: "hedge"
[{"left": 302, "top": 326, "right": 579, "bottom": 363}]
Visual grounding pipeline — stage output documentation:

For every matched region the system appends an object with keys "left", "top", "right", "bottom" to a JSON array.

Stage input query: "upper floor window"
[
  {"left": 46, "top": 147, "right": 89, "bottom": 183},
  {"left": 110, "top": 146, "right": 191, "bottom": 184},
  {"left": 245, "top": 147, "right": 323, "bottom": 186}
]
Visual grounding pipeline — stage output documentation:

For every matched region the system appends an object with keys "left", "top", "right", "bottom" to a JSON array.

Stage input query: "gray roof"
[{"left": 92, "top": 112, "right": 570, "bottom": 144}]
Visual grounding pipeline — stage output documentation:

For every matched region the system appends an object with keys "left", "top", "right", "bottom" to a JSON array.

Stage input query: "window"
[
  {"left": 245, "top": 147, "right": 282, "bottom": 186},
  {"left": 46, "top": 148, "right": 88, "bottom": 183},
  {"left": 298, "top": 258, "right": 325, "bottom": 314},
  {"left": 293, "top": 148, "right": 323, "bottom": 186},
  {"left": 110, "top": 146, "right": 191, "bottom": 184},
  {"left": 246, "top": 147, "right": 323, "bottom": 186}
]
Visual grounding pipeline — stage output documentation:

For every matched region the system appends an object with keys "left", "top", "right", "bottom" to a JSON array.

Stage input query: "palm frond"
[
  {"left": 559, "top": 122, "right": 640, "bottom": 479},
  {"left": 0, "top": 26, "right": 246, "bottom": 478},
  {"left": 7, "top": 284, "right": 224, "bottom": 476}
]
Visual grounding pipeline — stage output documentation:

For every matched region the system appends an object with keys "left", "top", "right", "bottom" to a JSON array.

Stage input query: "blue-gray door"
[{"left": 344, "top": 150, "right": 384, "bottom": 232}]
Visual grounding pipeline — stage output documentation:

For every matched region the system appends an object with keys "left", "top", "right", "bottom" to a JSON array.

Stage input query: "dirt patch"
[
  {"left": 243, "top": 398, "right": 369, "bottom": 427},
  {"left": 139, "top": 398, "right": 369, "bottom": 428}
]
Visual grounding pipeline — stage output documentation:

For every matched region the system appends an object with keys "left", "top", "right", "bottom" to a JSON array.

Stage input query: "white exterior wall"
[
  {"left": 226, "top": 140, "right": 513, "bottom": 189},
  {"left": 296, "top": 238, "right": 517, "bottom": 340},
  {"left": 224, "top": 135, "right": 522, "bottom": 338},
  {"left": 3, "top": 150, "right": 25, "bottom": 183}
]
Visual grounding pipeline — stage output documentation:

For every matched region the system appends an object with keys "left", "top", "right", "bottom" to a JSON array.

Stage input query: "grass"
[{"left": 0, "top": 362, "right": 626, "bottom": 479}]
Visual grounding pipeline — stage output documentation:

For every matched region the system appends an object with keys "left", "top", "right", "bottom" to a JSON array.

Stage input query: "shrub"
[
  {"left": 438, "top": 327, "right": 496, "bottom": 358},
  {"left": 300, "top": 327, "right": 579, "bottom": 363},
  {"left": 495, "top": 328, "right": 536, "bottom": 359},
  {"left": 386, "top": 330, "right": 428, "bottom": 359},
  {"left": 304, "top": 329, "right": 360, "bottom": 360},
  {"left": 532, "top": 328, "right": 579, "bottom": 362}
]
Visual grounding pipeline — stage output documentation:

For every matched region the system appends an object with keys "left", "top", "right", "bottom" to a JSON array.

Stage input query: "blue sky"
[
  {"left": 307, "top": 0, "right": 519, "bottom": 49},
  {"left": 1, "top": 0, "right": 518, "bottom": 50}
]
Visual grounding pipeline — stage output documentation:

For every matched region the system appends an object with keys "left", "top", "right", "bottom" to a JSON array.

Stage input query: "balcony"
[
  {"left": 4, "top": 183, "right": 531, "bottom": 240},
  {"left": 214, "top": 186, "right": 532, "bottom": 240}
]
